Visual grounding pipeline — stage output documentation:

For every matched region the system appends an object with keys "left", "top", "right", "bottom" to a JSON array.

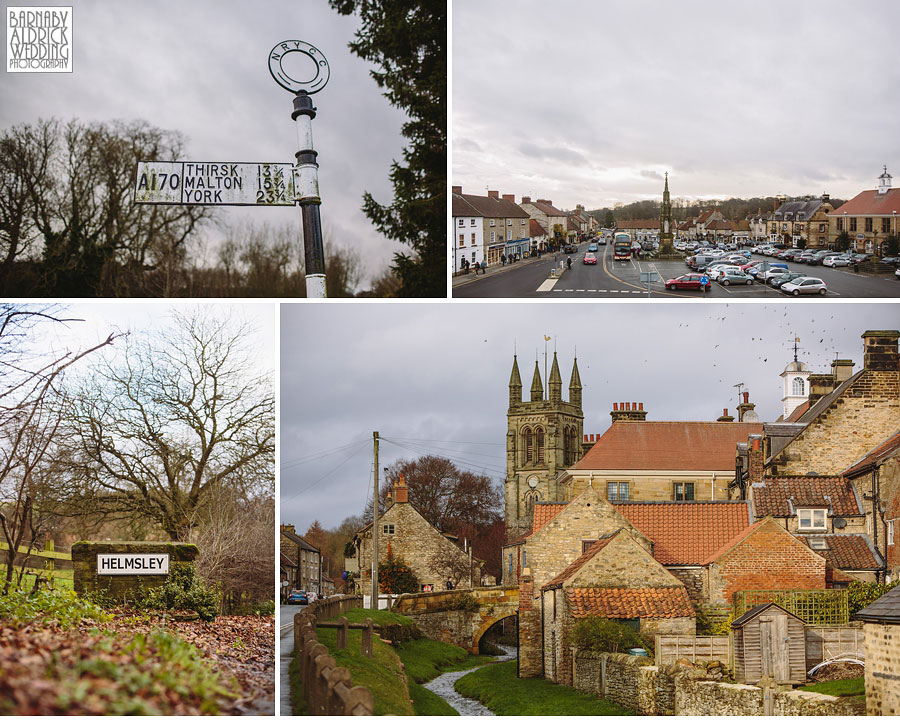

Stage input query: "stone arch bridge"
[{"left": 393, "top": 586, "right": 519, "bottom": 653}]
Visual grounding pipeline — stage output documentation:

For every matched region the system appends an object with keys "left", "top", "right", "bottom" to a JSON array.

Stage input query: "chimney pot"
[
  {"left": 743, "top": 391, "right": 749, "bottom": 403},
  {"left": 639, "top": 402, "right": 644, "bottom": 410},
  {"left": 452, "top": 185, "right": 462, "bottom": 194},
  {"left": 613, "top": 403, "right": 618, "bottom": 411},
  {"left": 583, "top": 434, "right": 588, "bottom": 443}
]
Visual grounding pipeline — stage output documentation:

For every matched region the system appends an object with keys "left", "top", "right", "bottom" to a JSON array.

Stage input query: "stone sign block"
[{"left": 72, "top": 541, "right": 198, "bottom": 601}]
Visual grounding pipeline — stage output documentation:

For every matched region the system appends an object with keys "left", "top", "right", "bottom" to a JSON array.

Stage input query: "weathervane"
[{"left": 269, "top": 40, "right": 330, "bottom": 298}]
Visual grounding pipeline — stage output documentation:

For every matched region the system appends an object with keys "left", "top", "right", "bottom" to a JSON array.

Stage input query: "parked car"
[
  {"left": 757, "top": 267, "right": 791, "bottom": 282},
  {"left": 749, "top": 262, "right": 788, "bottom": 278},
  {"left": 718, "top": 269, "right": 754, "bottom": 285},
  {"left": 564, "top": 244, "right": 577, "bottom": 254},
  {"left": 665, "top": 273, "right": 711, "bottom": 292},
  {"left": 880, "top": 256, "right": 899, "bottom": 265},
  {"left": 706, "top": 263, "right": 741, "bottom": 281},
  {"left": 807, "top": 251, "right": 838, "bottom": 266},
  {"left": 286, "top": 590, "right": 309, "bottom": 605},
  {"left": 896, "top": 267, "right": 900, "bottom": 280},
  {"left": 769, "top": 271, "right": 805, "bottom": 288},
  {"left": 822, "top": 254, "right": 851, "bottom": 267},
  {"left": 583, "top": 252, "right": 597, "bottom": 265},
  {"left": 780, "top": 277, "right": 828, "bottom": 296}
]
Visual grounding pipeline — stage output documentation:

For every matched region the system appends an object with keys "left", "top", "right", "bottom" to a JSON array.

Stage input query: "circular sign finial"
[{"left": 269, "top": 40, "right": 330, "bottom": 94}]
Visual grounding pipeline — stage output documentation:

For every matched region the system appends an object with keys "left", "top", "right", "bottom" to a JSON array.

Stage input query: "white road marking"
[{"left": 536, "top": 278, "right": 558, "bottom": 292}]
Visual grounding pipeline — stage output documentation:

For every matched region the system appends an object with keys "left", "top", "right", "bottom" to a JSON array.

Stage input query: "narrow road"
[
  {"left": 423, "top": 645, "right": 516, "bottom": 716},
  {"left": 280, "top": 605, "right": 303, "bottom": 715}
]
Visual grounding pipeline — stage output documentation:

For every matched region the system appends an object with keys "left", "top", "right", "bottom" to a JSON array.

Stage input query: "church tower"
[
  {"left": 658, "top": 172, "right": 676, "bottom": 256},
  {"left": 506, "top": 352, "right": 585, "bottom": 540}
]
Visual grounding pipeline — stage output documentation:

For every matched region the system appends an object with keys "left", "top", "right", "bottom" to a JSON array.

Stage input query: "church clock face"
[{"left": 527, "top": 476, "right": 538, "bottom": 488}]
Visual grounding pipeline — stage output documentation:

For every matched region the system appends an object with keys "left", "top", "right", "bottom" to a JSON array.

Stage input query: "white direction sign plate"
[
  {"left": 97, "top": 553, "right": 170, "bottom": 575},
  {"left": 134, "top": 161, "right": 296, "bottom": 206}
]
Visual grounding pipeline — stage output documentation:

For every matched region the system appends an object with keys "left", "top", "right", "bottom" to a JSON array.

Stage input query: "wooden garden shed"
[{"left": 732, "top": 602, "right": 806, "bottom": 685}]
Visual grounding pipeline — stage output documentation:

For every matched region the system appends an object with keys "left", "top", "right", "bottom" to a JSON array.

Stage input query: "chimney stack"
[
  {"left": 610, "top": 401, "right": 648, "bottom": 423},
  {"left": 737, "top": 391, "right": 757, "bottom": 422},
  {"left": 521, "top": 196, "right": 531, "bottom": 204},
  {"left": 502, "top": 194, "right": 515, "bottom": 202},
  {"left": 862, "top": 330, "right": 900, "bottom": 371},
  {"left": 487, "top": 190, "right": 499, "bottom": 199},
  {"left": 394, "top": 474, "right": 408, "bottom": 504},
  {"left": 807, "top": 374, "right": 836, "bottom": 405},
  {"left": 717, "top": 408, "right": 734, "bottom": 422},
  {"left": 281, "top": 523, "right": 295, "bottom": 535},
  {"left": 831, "top": 358, "right": 854, "bottom": 383},
  {"left": 748, "top": 435, "right": 764, "bottom": 485},
  {"left": 452, "top": 185, "right": 462, "bottom": 194}
]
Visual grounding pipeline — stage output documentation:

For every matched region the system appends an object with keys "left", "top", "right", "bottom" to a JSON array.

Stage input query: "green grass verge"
[
  {"left": 0, "top": 565, "right": 74, "bottom": 590},
  {"left": 316, "top": 626, "right": 413, "bottom": 715},
  {"left": 288, "top": 650, "right": 306, "bottom": 714},
  {"left": 455, "top": 660, "right": 633, "bottom": 715},
  {"left": 339, "top": 607, "right": 416, "bottom": 626},
  {"left": 802, "top": 676, "right": 865, "bottom": 697},
  {"left": 396, "top": 636, "right": 493, "bottom": 684},
  {"left": 407, "top": 678, "right": 458, "bottom": 715}
]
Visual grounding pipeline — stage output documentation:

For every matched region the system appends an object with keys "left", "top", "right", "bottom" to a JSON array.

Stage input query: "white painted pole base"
[{"left": 306, "top": 273, "right": 327, "bottom": 299}]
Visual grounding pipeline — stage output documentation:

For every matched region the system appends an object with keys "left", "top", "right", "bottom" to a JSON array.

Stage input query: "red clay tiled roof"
[
  {"left": 614, "top": 219, "right": 660, "bottom": 230},
  {"left": 565, "top": 587, "right": 695, "bottom": 619},
  {"left": 844, "top": 430, "right": 900, "bottom": 477},
  {"left": 572, "top": 422, "right": 764, "bottom": 471},
  {"left": 751, "top": 476, "right": 862, "bottom": 518},
  {"left": 798, "top": 534, "right": 881, "bottom": 571},
  {"left": 543, "top": 532, "right": 620, "bottom": 589},
  {"left": 529, "top": 218, "right": 547, "bottom": 237},
  {"left": 532, "top": 502, "right": 567, "bottom": 535},
  {"left": 831, "top": 188, "right": 900, "bottom": 216},
  {"left": 614, "top": 502, "right": 751, "bottom": 565}
]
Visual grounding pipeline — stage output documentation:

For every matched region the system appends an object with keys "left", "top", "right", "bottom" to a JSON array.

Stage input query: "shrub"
[
  {"left": 378, "top": 544, "right": 420, "bottom": 595},
  {"left": 848, "top": 579, "right": 900, "bottom": 615},
  {"left": 568, "top": 617, "right": 651, "bottom": 655},
  {"left": 139, "top": 565, "right": 221, "bottom": 621},
  {"left": 0, "top": 587, "right": 111, "bottom": 629}
]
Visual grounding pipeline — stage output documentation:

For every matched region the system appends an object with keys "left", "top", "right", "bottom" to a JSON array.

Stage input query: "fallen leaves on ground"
[{"left": 0, "top": 611, "right": 274, "bottom": 715}]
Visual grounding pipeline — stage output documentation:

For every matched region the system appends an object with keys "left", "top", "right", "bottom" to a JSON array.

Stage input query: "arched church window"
[
  {"left": 792, "top": 377, "right": 805, "bottom": 395},
  {"left": 524, "top": 428, "right": 533, "bottom": 463},
  {"left": 535, "top": 427, "right": 545, "bottom": 463},
  {"left": 524, "top": 488, "right": 541, "bottom": 521}
]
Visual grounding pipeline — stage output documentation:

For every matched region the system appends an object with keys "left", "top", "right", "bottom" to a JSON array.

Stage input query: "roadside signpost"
[
  {"left": 640, "top": 270, "right": 659, "bottom": 297},
  {"left": 132, "top": 39, "right": 331, "bottom": 297}
]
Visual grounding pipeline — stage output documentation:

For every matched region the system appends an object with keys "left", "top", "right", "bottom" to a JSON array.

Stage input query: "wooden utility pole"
[{"left": 372, "top": 431, "right": 379, "bottom": 608}]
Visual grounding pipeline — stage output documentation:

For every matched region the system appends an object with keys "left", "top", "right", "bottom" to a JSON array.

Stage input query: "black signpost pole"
[{"left": 292, "top": 90, "right": 326, "bottom": 298}]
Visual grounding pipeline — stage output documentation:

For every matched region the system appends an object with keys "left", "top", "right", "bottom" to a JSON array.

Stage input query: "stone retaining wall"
[
  {"left": 572, "top": 651, "right": 865, "bottom": 716},
  {"left": 72, "top": 541, "right": 198, "bottom": 601}
]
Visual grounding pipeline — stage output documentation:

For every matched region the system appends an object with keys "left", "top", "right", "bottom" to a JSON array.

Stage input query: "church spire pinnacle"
[
  {"left": 569, "top": 356, "right": 582, "bottom": 406},
  {"left": 509, "top": 355, "right": 522, "bottom": 405},
  {"left": 549, "top": 352, "right": 562, "bottom": 403},
  {"left": 530, "top": 361, "right": 543, "bottom": 402}
]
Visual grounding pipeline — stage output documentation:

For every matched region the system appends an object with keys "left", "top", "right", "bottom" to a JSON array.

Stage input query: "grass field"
[
  {"left": 455, "top": 660, "right": 633, "bottom": 715},
  {"left": 802, "top": 676, "right": 865, "bottom": 697},
  {"left": 0, "top": 565, "right": 73, "bottom": 590}
]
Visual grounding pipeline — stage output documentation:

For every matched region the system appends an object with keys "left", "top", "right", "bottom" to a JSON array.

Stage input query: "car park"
[
  {"left": 583, "top": 252, "right": 597, "bottom": 265},
  {"left": 706, "top": 262, "right": 741, "bottom": 280},
  {"left": 780, "top": 277, "right": 828, "bottom": 296},
  {"left": 665, "top": 273, "right": 711, "bottom": 292},
  {"left": 718, "top": 269, "right": 754, "bottom": 285}
]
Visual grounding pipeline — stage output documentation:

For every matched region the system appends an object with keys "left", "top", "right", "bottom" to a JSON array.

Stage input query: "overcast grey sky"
[
  {"left": 280, "top": 301, "right": 899, "bottom": 533},
  {"left": 452, "top": 0, "right": 900, "bottom": 210},
  {"left": 2, "top": 0, "right": 407, "bottom": 288}
]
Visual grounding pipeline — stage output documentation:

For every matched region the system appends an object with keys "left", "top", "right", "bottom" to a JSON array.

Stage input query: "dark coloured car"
[
  {"left": 769, "top": 271, "right": 804, "bottom": 288},
  {"left": 564, "top": 244, "right": 577, "bottom": 253},
  {"left": 286, "top": 590, "right": 308, "bottom": 605},
  {"left": 665, "top": 273, "right": 711, "bottom": 292}
]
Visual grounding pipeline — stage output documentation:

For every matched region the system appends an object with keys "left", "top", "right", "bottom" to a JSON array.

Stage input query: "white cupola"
[
  {"left": 780, "top": 337, "right": 811, "bottom": 419},
  {"left": 877, "top": 165, "right": 892, "bottom": 195}
]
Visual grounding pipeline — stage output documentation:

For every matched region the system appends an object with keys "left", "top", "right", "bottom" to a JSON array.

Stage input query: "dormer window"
[{"left": 798, "top": 508, "right": 827, "bottom": 530}]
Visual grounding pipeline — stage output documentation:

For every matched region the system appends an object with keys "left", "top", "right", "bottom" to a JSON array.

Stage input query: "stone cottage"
[
  {"left": 352, "top": 477, "right": 483, "bottom": 591},
  {"left": 854, "top": 583, "right": 900, "bottom": 715},
  {"left": 539, "top": 528, "right": 695, "bottom": 685}
]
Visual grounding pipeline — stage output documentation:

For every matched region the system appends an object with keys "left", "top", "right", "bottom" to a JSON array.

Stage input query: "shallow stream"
[{"left": 422, "top": 644, "right": 517, "bottom": 716}]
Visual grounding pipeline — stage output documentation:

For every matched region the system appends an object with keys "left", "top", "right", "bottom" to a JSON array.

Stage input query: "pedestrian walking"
[
  {"left": 501, "top": 254, "right": 506, "bottom": 265},
  {"left": 481, "top": 261, "right": 486, "bottom": 273},
  {"left": 446, "top": 577, "right": 454, "bottom": 590},
  {"left": 566, "top": 257, "right": 572, "bottom": 270}
]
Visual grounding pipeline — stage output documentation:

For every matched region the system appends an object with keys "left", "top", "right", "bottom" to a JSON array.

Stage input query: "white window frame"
[
  {"left": 490, "top": 219, "right": 496, "bottom": 227},
  {"left": 382, "top": 523, "right": 395, "bottom": 535},
  {"left": 798, "top": 508, "right": 827, "bottom": 530},
  {"left": 888, "top": 519, "right": 895, "bottom": 546},
  {"left": 457, "top": 218, "right": 464, "bottom": 227},
  {"left": 470, "top": 218, "right": 476, "bottom": 226}
]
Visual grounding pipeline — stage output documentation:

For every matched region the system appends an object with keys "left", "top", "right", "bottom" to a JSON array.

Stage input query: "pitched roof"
[
  {"left": 565, "top": 586, "right": 695, "bottom": 619},
  {"left": 751, "top": 475, "right": 863, "bottom": 517},
  {"left": 532, "top": 502, "right": 567, "bottom": 534},
  {"left": 832, "top": 188, "right": 900, "bottom": 216},
  {"left": 843, "top": 430, "right": 900, "bottom": 477},
  {"left": 732, "top": 602, "right": 804, "bottom": 627},
  {"left": 279, "top": 550, "right": 298, "bottom": 568},
  {"left": 523, "top": 199, "right": 567, "bottom": 216},
  {"left": 572, "top": 421, "right": 764, "bottom": 472},
  {"left": 281, "top": 529, "right": 319, "bottom": 553},
  {"left": 615, "top": 219, "right": 660, "bottom": 230},
  {"left": 853, "top": 584, "right": 900, "bottom": 623},
  {"left": 452, "top": 192, "right": 529, "bottom": 219},
  {"left": 784, "top": 401, "right": 810, "bottom": 423},
  {"left": 706, "top": 219, "right": 733, "bottom": 231},
  {"left": 797, "top": 534, "right": 882, "bottom": 571},
  {"left": 772, "top": 199, "right": 826, "bottom": 221},
  {"left": 542, "top": 531, "right": 620, "bottom": 589},
  {"left": 614, "top": 501, "right": 752, "bottom": 565},
  {"left": 529, "top": 219, "right": 547, "bottom": 237}
]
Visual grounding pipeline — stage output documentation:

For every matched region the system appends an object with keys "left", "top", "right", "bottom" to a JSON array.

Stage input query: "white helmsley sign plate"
[
  {"left": 134, "top": 161, "right": 297, "bottom": 206},
  {"left": 97, "top": 553, "right": 170, "bottom": 575}
]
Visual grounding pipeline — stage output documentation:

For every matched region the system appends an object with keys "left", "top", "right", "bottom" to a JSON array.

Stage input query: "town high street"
[{"left": 454, "top": 242, "right": 900, "bottom": 299}]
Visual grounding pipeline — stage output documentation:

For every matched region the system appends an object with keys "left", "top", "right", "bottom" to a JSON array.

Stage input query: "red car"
[
  {"left": 665, "top": 273, "right": 711, "bottom": 292},
  {"left": 583, "top": 252, "right": 597, "bottom": 265}
]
